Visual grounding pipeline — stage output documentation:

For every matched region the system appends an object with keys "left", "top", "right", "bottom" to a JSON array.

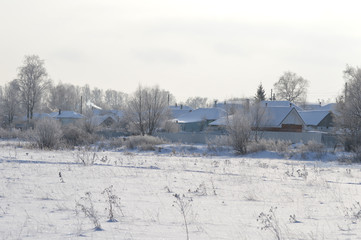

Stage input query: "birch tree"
[{"left": 17, "top": 55, "right": 50, "bottom": 122}]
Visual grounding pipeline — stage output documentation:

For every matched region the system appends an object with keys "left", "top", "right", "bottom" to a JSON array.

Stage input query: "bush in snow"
[
  {"left": 206, "top": 135, "right": 230, "bottom": 152},
  {"left": 226, "top": 110, "right": 252, "bottom": 154},
  {"left": 124, "top": 135, "right": 165, "bottom": 151},
  {"left": 34, "top": 117, "right": 62, "bottom": 149},
  {"left": 62, "top": 123, "right": 100, "bottom": 147},
  {"left": 0, "top": 128, "right": 24, "bottom": 139},
  {"left": 299, "top": 140, "right": 326, "bottom": 159}
]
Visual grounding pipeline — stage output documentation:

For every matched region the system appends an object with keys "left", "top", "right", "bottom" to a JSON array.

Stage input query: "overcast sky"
[{"left": 1, "top": 0, "right": 360, "bottom": 103}]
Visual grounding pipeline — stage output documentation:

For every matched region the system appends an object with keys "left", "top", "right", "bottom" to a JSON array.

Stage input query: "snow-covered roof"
[
  {"left": 90, "top": 114, "right": 117, "bottom": 126},
  {"left": 92, "top": 109, "right": 124, "bottom": 118},
  {"left": 261, "top": 100, "right": 303, "bottom": 111},
  {"left": 169, "top": 105, "right": 193, "bottom": 111},
  {"left": 175, "top": 107, "right": 226, "bottom": 123},
  {"left": 51, "top": 111, "right": 84, "bottom": 119},
  {"left": 169, "top": 105, "right": 193, "bottom": 118},
  {"left": 21, "top": 113, "right": 52, "bottom": 121},
  {"left": 263, "top": 107, "right": 304, "bottom": 127},
  {"left": 210, "top": 107, "right": 305, "bottom": 128},
  {"left": 299, "top": 110, "right": 331, "bottom": 126},
  {"left": 208, "top": 116, "right": 230, "bottom": 126},
  {"left": 320, "top": 103, "right": 337, "bottom": 112}
]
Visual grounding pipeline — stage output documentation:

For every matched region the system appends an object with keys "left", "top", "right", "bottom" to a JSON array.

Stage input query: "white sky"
[{"left": 1, "top": 0, "right": 360, "bottom": 103}]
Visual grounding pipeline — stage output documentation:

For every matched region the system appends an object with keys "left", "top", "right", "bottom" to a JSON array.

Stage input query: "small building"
[
  {"left": 299, "top": 110, "right": 334, "bottom": 132},
  {"left": 174, "top": 107, "right": 226, "bottom": 132},
  {"left": 209, "top": 106, "right": 305, "bottom": 132},
  {"left": 260, "top": 107, "right": 305, "bottom": 132},
  {"left": 169, "top": 105, "right": 193, "bottom": 119},
  {"left": 50, "top": 110, "right": 84, "bottom": 125}
]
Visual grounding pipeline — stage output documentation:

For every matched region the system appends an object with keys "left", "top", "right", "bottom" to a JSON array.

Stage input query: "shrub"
[
  {"left": 300, "top": 140, "right": 326, "bottom": 159},
  {"left": 124, "top": 135, "right": 165, "bottom": 151},
  {"left": 226, "top": 111, "right": 252, "bottom": 154},
  {"left": 206, "top": 135, "right": 230, "bottom": 152},
  {"left": 75, "top": 146, "right": 98, "bottom": 166},
  {"left": 62, "top": 124, "right": 100, "bottom": 147},
  {"left": 0, "top": 128, "right": 24, "bottom": 139},
  {"left": 34, "top": 118, "right": 63, "bottom": 149},
  {"left": 247, "top": 139, "right": 292, "bottom": 154}
]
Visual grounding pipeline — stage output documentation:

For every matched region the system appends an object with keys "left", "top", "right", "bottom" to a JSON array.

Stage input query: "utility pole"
[{"left": 80, "top": 96, "right": 83, "bottom": 114}]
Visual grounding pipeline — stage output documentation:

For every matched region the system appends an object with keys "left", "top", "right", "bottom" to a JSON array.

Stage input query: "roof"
[
  {"left": 90, "top": 114, "right": 117, "bottom": 126},
  {"left": 93, "top": 109, "right": 124, "bottom": 118},
  {"left": 169, "top": 105, "right": 193, "bottom": 118},
  {"left": 175, "top": 107, "right": 226, "bottom": 123},
  {"left": 21, "top": 113, "right": 51, "bottom": 121},
  {"left": 262, "top": 107, "right": 304, "bottom": 127},
  {"left": 51, "top": 111, "right": 84, "bottom": 119},
  {"left": 261, "top": 100, "right": 303, "bottom": 111},
  {"left": 210, "top": 107, "right": 305, "bottom": 128},
  {"left": 299, "top": 110, "right": 331, "bottom": 126}
]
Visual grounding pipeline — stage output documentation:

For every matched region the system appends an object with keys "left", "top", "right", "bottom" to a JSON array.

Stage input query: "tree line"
[{"left": 3, "top": 55, "right": 361, "bottom": 157}]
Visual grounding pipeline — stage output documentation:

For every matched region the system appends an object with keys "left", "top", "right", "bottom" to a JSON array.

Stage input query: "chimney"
[
  {"left": 265, "top": 102, "right": 268, "bottom": 107},
  {"left": 59, "top": 109, "right": 61, "bottom": 115},
  {"left": 289, "top": 103, "right": 292, "bottom": 107},
  {"left": 214, "top": 100, "right": 218, "bottom": 107},
  {"left": 181, "top": 104, "right": 183, "bottom": 109}
]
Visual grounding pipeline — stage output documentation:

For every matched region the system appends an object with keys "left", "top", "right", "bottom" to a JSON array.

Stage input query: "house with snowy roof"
[
  {"left": 174, "top": 107, "right": 226, "bottom": 132},
  {"left": 90, "top": 109, "right": 124, "bottom": 128},
  {"left": 299, "top": 110, "right": 334, "bottom": 132},
  {"left": 209, "top": 106, "right": 305, "bottom": 132},
  {"left": 169, "top": 105, "right": 193, "bottom": 119},
  {"left": 50, "top": 110, "right": 84, "bottom": 125},
  {"left": 261, "top": 100, "right": 303, "bottom": 111},
  {"left": 15, "top": 113, "right": 53, "bottom": 129}
]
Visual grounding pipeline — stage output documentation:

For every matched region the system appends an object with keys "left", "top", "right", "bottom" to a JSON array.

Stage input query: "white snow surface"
[{"left": 1, "top": 140, "right": 361, "bottom": 239}]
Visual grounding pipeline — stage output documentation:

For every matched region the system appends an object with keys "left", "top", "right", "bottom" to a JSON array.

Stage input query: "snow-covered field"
[{"left": 1, "top": 140, "right": 361, "bottom": 239}]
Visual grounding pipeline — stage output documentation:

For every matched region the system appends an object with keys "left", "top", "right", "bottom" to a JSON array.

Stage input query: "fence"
[{"left": 155, "top": 131, "right": 339, "bottom": 147}]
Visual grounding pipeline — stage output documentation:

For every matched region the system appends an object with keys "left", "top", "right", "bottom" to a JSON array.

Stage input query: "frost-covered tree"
[
  {"left": 336, "top": 65, "right": 361, "bottom": 154},
  {"left": 17, "top": 55, "right": 50, "bottom": 121},
  {"left": 2, "top": 80, "right": 20, "bottom": 127}
]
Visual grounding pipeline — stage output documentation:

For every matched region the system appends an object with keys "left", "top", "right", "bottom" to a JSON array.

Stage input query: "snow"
[
  {"left": 261, "top": 100, "right": 303, "bottom": 111},
  {"left": 175, "top": 108, "right": 226, "bottom": 123},
  {"left": 1, "top": 140, "right": 361, "bottom": 239},
  {"left": 51, "top": 111, "right": 85, "bottom": 119}
]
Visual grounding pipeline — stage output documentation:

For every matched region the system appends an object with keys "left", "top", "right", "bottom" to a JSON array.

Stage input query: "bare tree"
[
  {"left": 48, "top": 82, "right": 81, "bottom": 112},
  {"left": 336, "top": 65, "right": 361, "bottom": 155},
  {"left": 273, "top": 71, "right": 309, "bottom": 103},
  {"left": 1, "top": 80, "right": 20, "bottom": 127},
  {"left": 104, "top": 89, "right": 127, "bottom": 110},
  {"left": 125, "top": 85, "right": 171, "bottom": 135},
  {"left": 185, "top": 96, "right": 209, "bottom": 109},
  {"left": 250, "top": 101, "right": 267, "bottom": 142},
  {"left": 17, "top": 55, "right": 50, "bottom": 122}
]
